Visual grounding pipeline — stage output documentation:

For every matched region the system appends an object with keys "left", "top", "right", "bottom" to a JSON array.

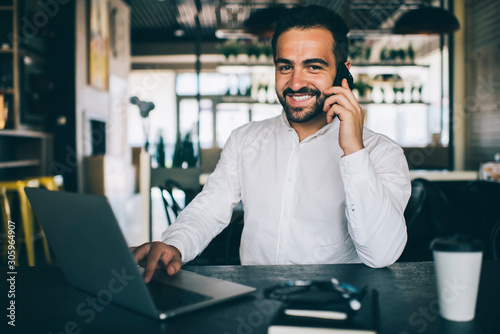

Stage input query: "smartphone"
[
  {"left": 332, "top": 63, "right": 354, "bottom": 90},
  {"left": 329, "top": 63, "right": 354, "bottom": 121}
]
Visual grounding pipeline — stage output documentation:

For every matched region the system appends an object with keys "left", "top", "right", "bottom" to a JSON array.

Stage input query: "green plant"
[
  {"left": 246, "top": 43, "right": 261, "bottom": 58},
  {"left": 348, "top": 44, "right": 362, "bottom": 61},
  {"left": 353, "top": 80, "right": 372, "bottom": 98},
  {"left": 217, "top": 40, "right": 240, "bottom": 58},
  {"left": 364, "top": 47, "right": 372, "bottom": 61},
  {"left": 380, "top": 47, "right": 389, "bottom": 62},
  {"left": 389, "top": 49, "right": 398, "bottom": 62},
  {"left": 261, "top": 43, "right": 272, "bottom": 57},
  {"left": 397, "top": 49, "right": 406, "bottom": 62}
]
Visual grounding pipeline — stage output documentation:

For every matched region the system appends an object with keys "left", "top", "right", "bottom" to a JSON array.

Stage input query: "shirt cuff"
[
  {"left": 162, "top": 232, "right": 188, "bottom": 264},
  {"left": 339, "top": 148, "right": 376, "bottom": 185}
]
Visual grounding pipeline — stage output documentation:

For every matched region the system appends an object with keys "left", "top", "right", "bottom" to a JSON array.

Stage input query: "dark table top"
[{"left": 2, "top": 261, "right": 499, "bottom": 334}]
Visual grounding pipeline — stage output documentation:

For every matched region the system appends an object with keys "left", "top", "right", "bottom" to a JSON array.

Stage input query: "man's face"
[{"left": 274, "top": 27, "right": 338, "bottom": 124}]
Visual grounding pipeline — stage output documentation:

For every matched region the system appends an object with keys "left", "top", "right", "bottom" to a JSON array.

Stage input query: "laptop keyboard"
[{"left": 147, "top": 280, "right": 213, "bottom": 311}]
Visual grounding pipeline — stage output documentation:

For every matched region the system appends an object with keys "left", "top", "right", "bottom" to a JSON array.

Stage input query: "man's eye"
[
  {"left": 309, "top": 65, "right": 323, "bottom": 71},
  {"left": 279, "top": 65, "right": 292, "bottom": 72}
]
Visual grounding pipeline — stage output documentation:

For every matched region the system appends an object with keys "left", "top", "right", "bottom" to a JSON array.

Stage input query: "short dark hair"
[{"left": 271, "top": 5, "right": 350, "bottom": 66}]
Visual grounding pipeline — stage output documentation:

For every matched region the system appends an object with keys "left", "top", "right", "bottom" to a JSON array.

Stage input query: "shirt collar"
[
  {"left": 280, "top": 110, "right": 340, "bottom": 138},
  {"left": 280, "top": 110, "right": 295, "bottom": 131}
]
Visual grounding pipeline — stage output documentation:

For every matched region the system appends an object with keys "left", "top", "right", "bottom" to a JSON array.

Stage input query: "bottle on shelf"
[
  {"left": 172, "top": 132, "right": 183, "bottom": 168},
  {"left": 172, "top": 131, "right": 197, "bottom": 169},
  {"left": 0, "top": 94, "right": 7, "bottom": 129},
  {"left": 412, "top": 84, "right": 422, "bottom": 103},
  {"left": 155, "top": 130, "right": 165, "bottom": 168},
  {"left": 403, "top": 83, "right": 413, "bottom": 104}
]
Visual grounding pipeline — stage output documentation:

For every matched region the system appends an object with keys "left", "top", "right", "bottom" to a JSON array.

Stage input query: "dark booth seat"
[{"left": 400, "top": 179, "right": 500, "bottom": 262}]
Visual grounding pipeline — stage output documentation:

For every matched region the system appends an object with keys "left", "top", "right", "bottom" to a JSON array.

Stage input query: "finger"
[
  {"left": 132, "top": 243, "right": 151, "bottom": 263},
  {"left": 323, "top": 93, "right": 354, "bottom": 112},
  {"left": 325, "top": 103, "right": 345, "bottom": 123},
  {"left": 144, "top": 245, "right": 164, "bottom": 283},
  {"left": 324, "top": 87, "right": 359, "bottom": 111},
  {"left": 160, "top": 248, "right": 182, "bottom": 276},
  {"left": 340, "top": 79, "right": 360, "bottom": 108},
  {"left": 342, "top": 81, "right": 361, "bottom": 109},
  {"left": 341, "top": 78, "right": 349, "bottom": 89},
  {"left": 324, "top": 78, "right": 351, "bottom": 94},
  {"left": 167, "top": 258, "right": 182, "bottom": 275},
  {"left": 324, "top": 85, "right": 347, "bottom": 96},
  {"left": 326, "top": 103, "right": 362, "bottom": 124}
]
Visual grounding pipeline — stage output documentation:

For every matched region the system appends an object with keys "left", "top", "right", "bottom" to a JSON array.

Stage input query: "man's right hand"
[{"left": 131, "top": 242, "right": 182, "bottom": 283}]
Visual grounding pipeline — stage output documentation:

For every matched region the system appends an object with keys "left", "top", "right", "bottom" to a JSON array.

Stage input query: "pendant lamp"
[
  {"left": 393, "top": 2, "right": 459, "bottom": 34},
  {"left": 244, "top": 6, "right": 287, "bottom": 38}
]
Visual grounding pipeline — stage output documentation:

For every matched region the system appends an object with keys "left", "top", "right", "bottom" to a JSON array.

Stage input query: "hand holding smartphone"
[
  {"left": 324, "top": 62, "right": 365, "bottom": 155},
  {"left": 328, "top": 63, "right": 354, "bottom": 121}
]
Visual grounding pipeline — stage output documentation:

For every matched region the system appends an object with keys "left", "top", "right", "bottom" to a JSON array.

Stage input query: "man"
[{"left": 133, "top": 5, "right": 411, "bottom": 283}]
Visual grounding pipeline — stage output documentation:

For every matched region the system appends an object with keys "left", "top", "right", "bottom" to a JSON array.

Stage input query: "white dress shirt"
[{"left": 162, "top": 112, "right": 410, "bottom": 268}]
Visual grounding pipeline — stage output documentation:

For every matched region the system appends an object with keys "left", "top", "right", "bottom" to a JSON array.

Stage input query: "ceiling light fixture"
[
  {"left": 215, "top": 29, "right": 255, "bottom": 40},
  {"left": 393, "top": 1, "right": 459, "bottom": 34},
  {"left": 174, "top": 29, "right": 185, "bottom": 37}
]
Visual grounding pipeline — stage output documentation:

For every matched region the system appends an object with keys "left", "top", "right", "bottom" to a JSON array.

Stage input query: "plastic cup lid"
[{"left": 430, "top": 234, "right": 484, "bottom": 252}]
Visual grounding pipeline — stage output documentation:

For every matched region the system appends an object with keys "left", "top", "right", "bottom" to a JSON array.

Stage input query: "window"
[
  {"left": 176, "top": 71, "right": 281, "bottom": 149},
  {"left": 128, "top": 71, "right": 177, "bottom": 166}
]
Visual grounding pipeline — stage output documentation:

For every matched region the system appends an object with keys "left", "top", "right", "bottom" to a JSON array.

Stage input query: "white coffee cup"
[{"left": 430, "top": 235, "right": 483, "bottom": 322}]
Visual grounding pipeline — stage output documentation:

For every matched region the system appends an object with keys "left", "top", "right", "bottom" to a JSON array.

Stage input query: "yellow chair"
[
  {"left": 35, "top": 175, "right": 64, "bottom": 191},
  {"left": 1, "top": 186, "right": 12, "bottom": 262},
  {"left": 0, "top": 176, "right": 62, "bottom": 266}
]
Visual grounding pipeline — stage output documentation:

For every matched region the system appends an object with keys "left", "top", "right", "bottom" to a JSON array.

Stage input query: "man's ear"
[{"left": 344, "top": 60, "right": 351, "bottom": 70}]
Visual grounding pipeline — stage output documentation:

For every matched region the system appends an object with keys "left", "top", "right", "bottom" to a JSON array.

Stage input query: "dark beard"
[{"left": 277, "top": 87, "right": 326, "bottom": 123}]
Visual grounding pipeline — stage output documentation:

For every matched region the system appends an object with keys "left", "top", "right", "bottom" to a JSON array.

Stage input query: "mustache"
[{"left": 282, "top": 87, "right": 321, "bottom": 96}]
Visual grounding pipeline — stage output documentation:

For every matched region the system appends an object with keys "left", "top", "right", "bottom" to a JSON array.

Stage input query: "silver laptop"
[{"left": 25, "top": 187, "right": 255, "bottom": 320}]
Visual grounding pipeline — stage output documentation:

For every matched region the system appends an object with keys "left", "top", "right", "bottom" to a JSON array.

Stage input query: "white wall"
[{"left": 75, "top": 0, "right": 132, "bottom": 226}]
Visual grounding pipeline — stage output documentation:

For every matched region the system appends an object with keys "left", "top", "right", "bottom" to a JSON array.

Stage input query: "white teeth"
[{"left": 291, "top": 95, "right": 312, "bottom": 101}]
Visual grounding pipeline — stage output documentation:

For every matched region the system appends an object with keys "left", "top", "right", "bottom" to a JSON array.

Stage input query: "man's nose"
[{"left": 289, "top": 70, "right": 308, "bottom": 91}]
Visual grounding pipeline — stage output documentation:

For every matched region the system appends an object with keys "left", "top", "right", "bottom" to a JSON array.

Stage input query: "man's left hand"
[{"left": 323, "top": 78, "right": 365, "bottom": 156}]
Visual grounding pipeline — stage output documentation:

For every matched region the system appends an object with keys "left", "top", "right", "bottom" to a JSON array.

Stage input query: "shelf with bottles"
[
  {"left": 349, "top": 36, "right": 421, "bottom": 64},
  {"left": 354, "top": 80, "right": 429, "bottom": 105},
  {"left": 359, "top": 102, "right": 430, "bottom": 107},
  {"left": 198, "top": 94, "right": 279, "bottom": 106},
  {"left": 216, "top": 40, "right": 274, "bottom": 66},
  {"left": 214, "top": 68, "right": 278, "bottom": 105},
  {"left": 350, "top": 64, "right": 430, "bottom": 106}
]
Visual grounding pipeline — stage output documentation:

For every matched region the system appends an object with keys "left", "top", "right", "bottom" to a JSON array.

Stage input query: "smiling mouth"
[{"left": 289, "top": 95, "right": 314, "bottom": 102}]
